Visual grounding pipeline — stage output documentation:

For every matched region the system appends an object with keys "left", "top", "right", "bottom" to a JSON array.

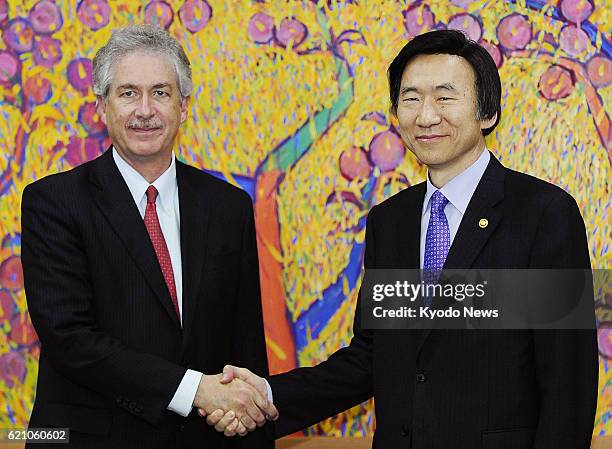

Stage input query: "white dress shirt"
[
  {"left": 420, "top": 148, "right": 490, "bottom": 268},
  {"left": 112, "top": 148, "right": 203, "bottom": 417}
]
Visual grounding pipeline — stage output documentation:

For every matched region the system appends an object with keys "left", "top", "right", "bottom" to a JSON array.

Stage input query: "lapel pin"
[{"left": 478, "top": 218, "right": 488, "bottom": 229}]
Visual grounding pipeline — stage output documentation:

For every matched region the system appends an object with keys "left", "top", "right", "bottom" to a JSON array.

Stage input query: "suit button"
[
  {"left": 416, "top": 372, "right": 426, "bottom": 383},
  {"left": 401, "top": 425, "right": 410, "bottom": 437}
]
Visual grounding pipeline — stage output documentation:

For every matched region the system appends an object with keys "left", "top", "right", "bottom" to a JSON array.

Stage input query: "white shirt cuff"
[
  {"left": 264, "top": 378, "right": 273, "bottom": 403},
  {"left": 167, "top": 369, "right": 203, "bottom": 417}
]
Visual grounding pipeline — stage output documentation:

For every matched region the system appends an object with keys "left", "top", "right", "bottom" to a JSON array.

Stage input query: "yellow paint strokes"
[{"left": 265, "top": 335, "right": 288, "bottom": 361}]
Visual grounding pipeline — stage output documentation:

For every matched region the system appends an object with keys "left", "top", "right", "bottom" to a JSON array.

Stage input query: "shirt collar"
[
  {"left": 112, "top": 147, "right": 177, "bottom": 213},
  {"left": 422, "top": 148, "right": 490, "bottom": 216}
]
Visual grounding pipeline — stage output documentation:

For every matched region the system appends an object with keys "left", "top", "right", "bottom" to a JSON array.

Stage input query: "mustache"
[{"left": 127, "top": 119, "right": 163, "bottom": 130}]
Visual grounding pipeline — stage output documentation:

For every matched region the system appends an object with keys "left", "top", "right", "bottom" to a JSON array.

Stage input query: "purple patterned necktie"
[{"left": 423, "top": 190, "right": 450, "bottom": 305}]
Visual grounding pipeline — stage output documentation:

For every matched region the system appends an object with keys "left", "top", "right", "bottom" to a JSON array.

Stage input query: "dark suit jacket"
[
  {"left": 268, "top": 153, "right": 598, "bottom": 449},
  {"left": 21, "top": 149, "right": 273, "bottom": 449}
]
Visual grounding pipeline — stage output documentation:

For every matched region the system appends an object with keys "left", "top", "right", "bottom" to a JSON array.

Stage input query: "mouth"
[
  {"left": 129, "top": 127, "right": 162, "bottom": 134},
  {"left": 416, "top": 134, "right": 447, "bottom": 142}
]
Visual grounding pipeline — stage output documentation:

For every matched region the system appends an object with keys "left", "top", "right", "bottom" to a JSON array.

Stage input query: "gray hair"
[{"left": 93, "top": 24, "right": 192, "bottom": 99}]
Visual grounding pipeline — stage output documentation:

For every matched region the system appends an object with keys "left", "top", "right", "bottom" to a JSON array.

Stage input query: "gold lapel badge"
[{"left": 478, "top": 218, "right": 489, "bottom": 229}]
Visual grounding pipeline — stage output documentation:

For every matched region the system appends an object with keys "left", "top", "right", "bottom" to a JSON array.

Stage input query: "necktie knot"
[
  {"left": 146, "top": 185, "right": 158, "bottom": 205},
  {"left": 430, "top": 190, "right": 449, "bottom": 213}
]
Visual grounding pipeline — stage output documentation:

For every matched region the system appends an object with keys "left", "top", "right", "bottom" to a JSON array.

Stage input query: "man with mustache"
[
  {"left": 208, "top": 30, "right": 598, "bottom": 448},
  {"left": 21, "top": 25, "right": 276, "bottom": 449}
]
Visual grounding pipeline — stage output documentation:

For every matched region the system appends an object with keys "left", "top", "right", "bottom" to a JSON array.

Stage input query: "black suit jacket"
[
  {"left": 21, "top": 149, "right": 273, "bottom": 449},
  {"left": 268, "top": 153, "right": 598, "bottom": 449}
]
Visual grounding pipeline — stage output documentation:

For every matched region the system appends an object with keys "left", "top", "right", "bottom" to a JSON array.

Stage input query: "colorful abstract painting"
[{"left": 0, "top": 0, "right": 610, "bottom": 437}]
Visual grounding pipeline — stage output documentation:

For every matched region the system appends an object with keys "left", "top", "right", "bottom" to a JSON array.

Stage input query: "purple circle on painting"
[
  {"left": 32, "top": 35, "right": 63, "bottom": 67},
  {"left": 77, "top": 0, "right": 110, "bottom": 31},
  {"left": 65, "top": 136, "right": 105, "bottom": 166},
  {"left": 560, "top": 0, "right": 594, "bottom": 24},
  {"left": 369, "top": 130, "right": 405, "bottom": 172},
  {"left": 339, "top": 146, "right": 373, "bottom": 181},
  {"left": 29, "top": 0, "right": 63, "bottom": 35},
  {"left": 0, "top": 289, "right": 15, "bottom": 320},
  {"left": 179, "top": 0, "right": 211, "bottom": 34},
  {"left": 538, "top": 65, "right": 575, "bottom": 101},
  {"left": 144, "top": 1, "right": 174, "bottom": 29},
  {"left": 0, "top": 255, "right": 23, "bottom": 291},
  {"left": 23, "top": 75, "right": 53, "bottom": 105},
  {"left": 248, "top": 13, "right": 274, "bottom": 44},
  {"left": 274, "top": 17, "right": 307, "bottom": 48},
  {"left": 0, "top": 51, "right": 21, "bottom": 85},
  {"left": 0, "top": 351, "right": 26, "bottom": 387},
  {"left": 497, "top": 14, "right": 532, "bottom": 51},
  {"left": 3, "top": 18, "right": 35, "bottom": 54},
  {"left": 448, "top": 13, "right": 482, "bottom": 42},
  {"left": 9, "top": 314, "right": 38, "bottom": 346},
  {"left": 78, "top": 102, "right": 107, "bottom": 136},
  {"left": 67, "top": 57, "right": 93, "bottom": 93},
  {"left": 586, "top": 55, "right": 611, "bottom": 88},
  {"left": 0, "top": 0, "right": 8, "bottom": 23},
  {"left": 598, "top": 327, "right": 612, "bottom": 359},
  {"left": 559, "top": 25, "right": 590, "bottom": 57},
  {"left": 480, "top": 41, "right": 503, "bottom": 68},
  {"left": 403, "top": 4, "right": 435, "bottom": 36}
]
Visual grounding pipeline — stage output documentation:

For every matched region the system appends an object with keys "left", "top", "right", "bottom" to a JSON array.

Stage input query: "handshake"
[{"left": 193, "top": 365, "right": 277, "bottom": 437}]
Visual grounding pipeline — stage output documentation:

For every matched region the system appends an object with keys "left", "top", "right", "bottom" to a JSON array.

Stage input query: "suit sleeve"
[
  {"left": 231, "top": 195, "right": 274, "bottom": 448},
  {"left": 530, "top": 191, "right": 598, "bottom": 449},
  {"left": 266, "top": 207, "right": 377, "bottom": 437},
  {"left": 21, "top": 182, "right": 186, "bottom": 426}
]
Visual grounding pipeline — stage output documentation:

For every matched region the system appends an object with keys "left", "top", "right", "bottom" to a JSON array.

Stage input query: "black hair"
[{"left": 388, "top": 29, "right": 501, "bottom": 136}]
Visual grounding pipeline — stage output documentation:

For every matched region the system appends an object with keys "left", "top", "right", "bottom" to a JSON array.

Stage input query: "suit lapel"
[
  {"left": 416, "top": 153, "right": 505, "bottom": 353},
  {"left": 176, "top": 161, "right": 211, "bottom": 347},
  {"left": 88, "top": 149, "right": 182, "bottom": 328},
  {"left": 443, "top": 153, "right": 505, "bottom": 270}
]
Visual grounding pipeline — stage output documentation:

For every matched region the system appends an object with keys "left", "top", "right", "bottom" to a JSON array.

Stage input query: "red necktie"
[{"left": 144, "top": 186, "right": 180, "bottom": 318}]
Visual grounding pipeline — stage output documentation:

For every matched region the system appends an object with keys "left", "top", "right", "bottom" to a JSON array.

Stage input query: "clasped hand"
[{"left": 194, "top": 366, "right": 277, "bottom": 436}]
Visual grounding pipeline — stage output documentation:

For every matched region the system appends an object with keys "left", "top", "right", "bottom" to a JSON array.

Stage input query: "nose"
[
  {"left": 135, "top": 94, "right": 154, "bottom": 118},
  {"left": 415, "top": 97, "right": 442, "bottom": 128}
]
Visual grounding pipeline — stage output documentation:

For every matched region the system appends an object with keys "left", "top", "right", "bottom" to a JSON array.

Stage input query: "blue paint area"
[
  {"left": 294, "top": 237, "right": 366, "bottom": 349},
  {"left": 294, "top": 177, "right": 376, "bottom": 350},
  {"left": 203, "top": 170, "right": 256, "bottom": 201}
]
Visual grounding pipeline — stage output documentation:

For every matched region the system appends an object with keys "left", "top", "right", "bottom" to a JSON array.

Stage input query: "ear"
[
  {"left": 480, "top": 112, "right": 497, "bottom": 131},
  {"left": 96, "top": 96, "right": 108, "bottom": 125},
  {"left": 180, "top": 96, "right": 190, "bottom": 124}
]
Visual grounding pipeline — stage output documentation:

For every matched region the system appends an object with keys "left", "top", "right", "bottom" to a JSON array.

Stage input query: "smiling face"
[
  {"left": 97, "top": 50, "right": 188, "bottom": 180},
  {"left": 394, "top": 53, "right": 496, "bottom": 186}
]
